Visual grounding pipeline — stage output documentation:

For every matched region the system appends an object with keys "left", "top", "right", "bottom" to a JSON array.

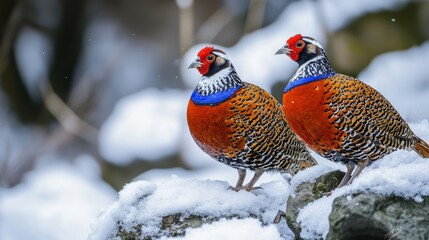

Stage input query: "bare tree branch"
[
  {"left": 40, "top": 79, "right": 99, "bottom": 145},
  {"left": 244, "top": 0, "right": 266, "bottom": 34}
]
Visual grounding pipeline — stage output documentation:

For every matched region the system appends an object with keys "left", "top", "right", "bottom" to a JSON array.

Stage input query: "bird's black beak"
[
  {"left": 188, "top": 58, "right": 202, "bottom": 69},
  {"left": 275, "top": 44, "right": 290, "bottom": 55}
]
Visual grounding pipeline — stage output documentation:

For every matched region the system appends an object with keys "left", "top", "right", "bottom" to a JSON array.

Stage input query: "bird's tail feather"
[{"left": 413, "top": 138, "right": 429, "bottom": 158}]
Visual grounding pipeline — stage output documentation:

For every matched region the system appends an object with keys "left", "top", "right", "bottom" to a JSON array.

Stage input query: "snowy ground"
[{"left": 0, "top": 157, "right": 117, "bottom": 240}]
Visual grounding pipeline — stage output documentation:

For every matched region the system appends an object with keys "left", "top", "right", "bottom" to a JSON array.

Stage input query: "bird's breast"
[
  {"left": 283, "top": 79, "right": 346, "bottom": 153},
  {"left": 187, "top": 98, "right": 243, "bottom": 159}
]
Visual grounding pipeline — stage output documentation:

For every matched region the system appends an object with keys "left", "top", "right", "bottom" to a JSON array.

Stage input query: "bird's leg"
[
  {"left": 242, "top": 168, "right": 264, "bottom": 191},
  {"left": 229, "top": 169, "right": 246, "bottom": 191},
  {"left": 235, "top": 168, "right": 246, "bottom": 188},
  {"left": 337, "top": 162, "right": 355, "bottom": 188},
  {"left": 346, "top": 159, "right": 370, "bottom": 185}
]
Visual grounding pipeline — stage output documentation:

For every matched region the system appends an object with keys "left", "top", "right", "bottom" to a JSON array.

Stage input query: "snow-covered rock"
[
  {"left": 286, "top": 168, "right": 429, "bottom": 240},
  {"left": 88, "top": 176, "right": 293, "bottom": 239},
  {"left": 283, "top": 122, "right": 429, "bottom": 239}
]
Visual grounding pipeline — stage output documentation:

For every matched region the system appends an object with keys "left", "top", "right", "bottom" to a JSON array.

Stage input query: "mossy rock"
[
  {"left": 285, "top": 170, "right": 345, "bottom": 239},
  {"left": 115, "top": 213, "right": 258, "bottom": 239}
]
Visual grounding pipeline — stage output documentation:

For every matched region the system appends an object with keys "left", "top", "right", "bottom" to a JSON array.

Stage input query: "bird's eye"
[
  {"left": 206, "top": 54, "right": 215, "bottom": 62},
  {"left": 295, "top": 40, "right": 305, "bottom": 48}
]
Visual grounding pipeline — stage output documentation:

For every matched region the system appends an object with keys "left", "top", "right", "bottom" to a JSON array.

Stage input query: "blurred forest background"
[
  {"left": 1, "top": 0, "right": 429, "bottom": 239},
  {"left": 1, "top": 0, "right": 428, "bottom": 189}
]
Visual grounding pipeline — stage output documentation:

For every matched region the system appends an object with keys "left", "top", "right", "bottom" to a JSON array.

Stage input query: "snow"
[
  {"left": 88, "top": 176, "right": 292, "bottom": 239},
  {"left": 168, "top": 218, "right": 282, "bottom": 240},
  {"left": 99, "top": 88, "right": 190, "bottom": 164},
  {"left": 320, "top": 0, "right": 408, "bottom": 30},
  {"left": 14, "top": 27, "right": 52, "bottom": 101},
  {"left": 359, "top": 40, "right": 429, "bottom": 122},
  {"left": 0, "top": 158, "right": 117, "bottom": 240},
  {"left": 0, "top": 121, "right": 46, "bottom": 176}
]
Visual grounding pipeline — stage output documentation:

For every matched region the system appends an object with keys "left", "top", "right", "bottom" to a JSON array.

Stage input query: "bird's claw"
[
  {"left": 228, "top": 185, "right": 263, "bottom": 192},
  {"left": 322, "top": 191, "right": 332, "bottom": 197},
  {"left": 273, "top": 210, "right": 286, "bottom": 224}
]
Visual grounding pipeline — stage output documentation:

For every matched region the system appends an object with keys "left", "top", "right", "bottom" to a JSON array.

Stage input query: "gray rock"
[
  {"left": 327, "top": 194, "right": 429, "bottom": 240},
  {"left": 283, "top": 169, "right": 429, "bottom": 240},
  {"left": 284, "top": 170, "right": 345, "bottom": 239},
  {"left": 115, "top": 214, "right": 254, "bottom": 239}
]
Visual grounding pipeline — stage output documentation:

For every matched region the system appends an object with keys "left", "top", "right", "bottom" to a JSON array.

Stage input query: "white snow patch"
[
  {"left": 89, "top": 176, "right": 293, "bottom": 239},
  {"left": 320, "top": 0, "right": 408, "bottom": 30},
  {"left": 359, "top": 41, "right": 429, "bottom": 122},
  {"left": 99, "top": 88, "right": 190, "bottom": 164},
  {"left": 0, "top": 159, "right": 117, "bottom": 240},
  {"left": 295, "top": 121, "right": 429, "bottom": 239},
  {"left": 14, "top": 27, "right": 52, "bottom": 101},
  {"left": 168, "top": 218, "right": 282, "bottom": 240}
]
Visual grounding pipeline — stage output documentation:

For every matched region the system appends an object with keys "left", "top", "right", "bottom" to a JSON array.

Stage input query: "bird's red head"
[
  {"left": 286, "top": 34, "right": 305, "bottom": 62},
  {"left": 189, "top": 46, "right": 229, "bottom": 76},
  {"left": 276, "top": 34, "right": 325, "bottom": 66},
  {"left": 195, "top": 46, "right": 215, "bottom": 75}
]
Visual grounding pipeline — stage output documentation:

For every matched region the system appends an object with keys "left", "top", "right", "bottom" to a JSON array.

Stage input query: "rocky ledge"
[{"left": 285, "top": 170, "right": 429, "bottom": 240}]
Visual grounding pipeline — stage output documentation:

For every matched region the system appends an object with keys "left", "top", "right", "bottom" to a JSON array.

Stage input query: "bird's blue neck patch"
[
  {"left": 191, "top": 86, "right": 242, "bottom": 105},
  {"left": 284, "top": 72, "right": 334, "bottom": 93}
]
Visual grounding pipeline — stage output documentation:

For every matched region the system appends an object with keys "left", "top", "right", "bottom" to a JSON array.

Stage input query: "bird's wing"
[
  {"left": 331, "top": 74, "right": 415, "bottom": 151},
  {"left": 228, "top": 83, "right": 309, "bottom": 161}
]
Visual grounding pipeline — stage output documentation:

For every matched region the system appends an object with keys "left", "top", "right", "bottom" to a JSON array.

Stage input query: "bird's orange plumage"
[
  {"left": 282, "top": 79, "right": 346, "bottom": 153},
  {"left": 187, "top": 95, "right": 245, "bottom": 159}
]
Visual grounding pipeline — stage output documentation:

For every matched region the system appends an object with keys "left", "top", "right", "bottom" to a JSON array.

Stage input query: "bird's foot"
[
  {"left": 228, "top": 185, "right": 263, "bottom": 192},
  {"left": 273, "top": 210, "right": 286, "bottom": 224},
  {"left": 243, "top": 185, "right": 263, "bottom": 191},
  {"left": 322, "top": 191, "right": 333, "bottom": 197},
  {"left": 228, "top": 186, "right": 241, "bottom": 192}
]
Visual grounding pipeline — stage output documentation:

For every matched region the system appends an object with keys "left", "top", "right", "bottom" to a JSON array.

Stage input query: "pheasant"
[
  {"left": 276, "top": 34, "right": 429, "bottom": 188},
  {"left": 187, "top": 46, "right": 317, "bottom": 191}
]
